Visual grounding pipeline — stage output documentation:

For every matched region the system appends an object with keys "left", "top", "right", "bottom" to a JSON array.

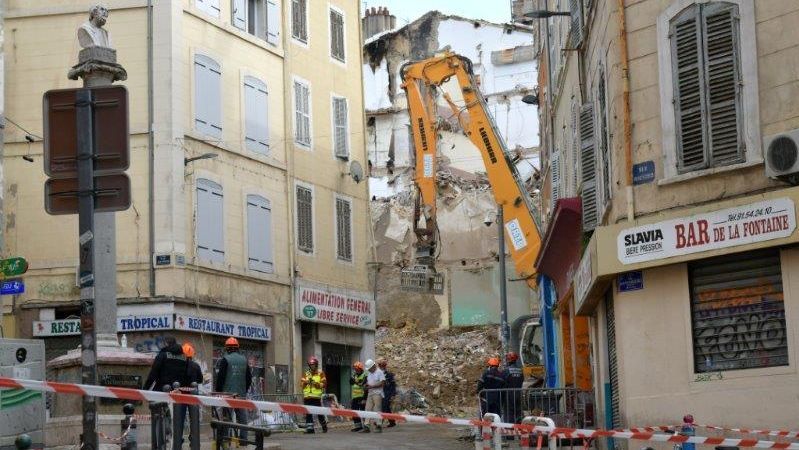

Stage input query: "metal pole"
[
  {"left": 498, "top": 206, "right": 510, "bottom": 358},
  {"left": 77, "top": 87, "right": 98, "bottom": 450}
]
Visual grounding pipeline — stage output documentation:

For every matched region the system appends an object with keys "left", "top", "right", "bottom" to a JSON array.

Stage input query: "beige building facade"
[
  {"left": 536, "top": 0, "right": 799, "bottom": 433},
  {"left": 2, "top": 0, "right": 371, "bottom": 400}
]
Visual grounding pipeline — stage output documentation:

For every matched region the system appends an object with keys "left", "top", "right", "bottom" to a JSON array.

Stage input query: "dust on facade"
[
  {"left": 362, "top": 7, "right": 542, "bottom": 330},
  {"left": 0, "top": 3, "right": 372, "bottom": 443}
]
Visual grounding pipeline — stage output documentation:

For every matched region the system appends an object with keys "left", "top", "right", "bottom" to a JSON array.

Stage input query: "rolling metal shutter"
[
  {"left": 605, "top": 291, "right": 621, "bottom": 429},
  {"left": 689, "top": 248, "right": 788, "bottom": 373}
]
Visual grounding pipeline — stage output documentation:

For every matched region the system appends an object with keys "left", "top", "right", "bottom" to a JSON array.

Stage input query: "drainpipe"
[
  {"left": 617, "top": 0, "right": 635, "bottom": 222},
  {"left": 147, "top": 0, "right": 156, "bottom": 297}
]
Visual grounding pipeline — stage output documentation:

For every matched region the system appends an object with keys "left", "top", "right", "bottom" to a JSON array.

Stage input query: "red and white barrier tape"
[
  {"left": 98, "top": 419, "right": 135, "bottom": 443},
  {"left": 627, "top": 425, "right": 799, "bottom": 439},
  {"left": 3, "top": 377, "right": 799, "bottom": 449}
]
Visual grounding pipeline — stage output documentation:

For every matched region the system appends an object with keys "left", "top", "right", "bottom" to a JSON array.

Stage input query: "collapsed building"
[{"left": 362, "top": 9, "right": 541, "bottom": 330}]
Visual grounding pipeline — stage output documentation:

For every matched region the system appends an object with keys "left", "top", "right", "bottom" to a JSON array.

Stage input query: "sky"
[{"left": 361, "top": 0, "right": 513, "bottom": 26}]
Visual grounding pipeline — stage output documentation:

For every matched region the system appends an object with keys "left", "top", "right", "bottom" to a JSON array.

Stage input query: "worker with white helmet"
[{"left": 363, "top": 358, "right": 386, "bottom": 433}]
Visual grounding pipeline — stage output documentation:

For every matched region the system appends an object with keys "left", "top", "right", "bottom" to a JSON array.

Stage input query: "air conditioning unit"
[{"left": 765, "top": 129, "right": 799, "bottom": 184}]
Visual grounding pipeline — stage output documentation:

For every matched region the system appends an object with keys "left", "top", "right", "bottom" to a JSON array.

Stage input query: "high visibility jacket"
[
  {"left": 350, "top": 372, "right": 367, "bottom": 399},
  {"left": 302, "top": 369, "right": 326, "bottom": 399}
]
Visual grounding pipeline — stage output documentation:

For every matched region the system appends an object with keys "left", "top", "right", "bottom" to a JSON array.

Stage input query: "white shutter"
[
  {"left": 194, "top": 55, "right": 222, "bottom": 138},
  {"left": 571, "top": 101, "right": 580, "bottom": 192},
  {"left": 266, "top": 0, "right": 280, "bottom": 45},
  {"left": 569, "top": 0, "right": 583, "bottom": 47},
  {"left": 244, "top": 77, "right": 269, "bottom": 154},
  {"left": 247, "top": 195, "right": 274, "bottom": 273},
  {"left": 333, "top": 97, "right": 348, "bottom": 158},
  {"left": 330, "top": 9, "right": 345, "bottom": 61},
  {"left": 336, "top": 197, "right": 352, "bottom": 261},
  {"left": 294, "top": 81, "right": 310, "bottom": 146},
  {"left": 672, "top": 6, "right": 706, "bottom": 172},
  {"left": 597, "top": 72, "right": 611, "bottom": 206},
  {"left": 291, "top": 0, "right": 307, "bottom": 42},
  {"left": 232, "top": 0, "right": 246, "bottom": 30},
  {"left": 580, "top": 103, "right": 598, "bottom": 231},
  {"left": 551, "top": 151, "right": 560, "bottom": 205},
  {"left": 197, "top": 179, "right": 224, "bottom": 263}
]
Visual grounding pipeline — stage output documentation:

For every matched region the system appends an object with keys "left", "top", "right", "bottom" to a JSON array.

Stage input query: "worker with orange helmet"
[
  {"left": 477, "top": 356, "right": 506, "bottom": 418},
  {"left": 214, "top": 337, "right": 252, "bottom": 442},
  {"left": 503, "top": 351, "right": 524, "bottom": 423},
  {"left": 301, "top": 356, "right": 328, "bottom": 433},
  {"left": 174, "top": 343, "right": 203, "bottom": 450},
  {"left": 349, "top": 361, "right": 368, "bottom": 432}
]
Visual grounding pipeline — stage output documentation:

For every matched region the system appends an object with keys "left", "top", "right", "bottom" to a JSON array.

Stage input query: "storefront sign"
[
  {"left": 117, "top": 314, "right": 172, "bottom": 332},
  {"left": 618, "top": 198, "right": 796, "bottom": 265},
  {"left": 174, "top": 314, "right": 271, "bottom": 341},
  {"left": 33, "top": 318, "right": 81, "bottom": 337},
  {"left": 574, "top": 249, "right": 593, "bottom": 309},
  {"left": 296, "top": 283, "right": 375, "bottom": 330},
  {"left": 617, "top": 271, "right": 643, "bottom": 292}
]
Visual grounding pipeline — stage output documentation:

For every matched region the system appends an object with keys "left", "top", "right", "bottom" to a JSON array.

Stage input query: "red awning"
[{"left": 534, "top": 197, "right": 583, "bottom": 301}]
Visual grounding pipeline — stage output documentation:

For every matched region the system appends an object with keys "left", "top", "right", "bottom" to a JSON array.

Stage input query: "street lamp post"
[{"left": 498, "top": 206, "right": 510, "bottom": 359}]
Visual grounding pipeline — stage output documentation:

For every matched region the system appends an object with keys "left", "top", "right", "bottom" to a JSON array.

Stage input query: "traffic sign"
[
  {"left": 44, "top": 174, "right": 131, "bottom": 215},
  {"left": 0, "top": 280, "right": 25, "bottom": 295},
  {"left": 43, "top": 86, "right": 129, "bottom": 178},
  {"left": 0, "top": 257, "right": 28, "bottom": 277}
]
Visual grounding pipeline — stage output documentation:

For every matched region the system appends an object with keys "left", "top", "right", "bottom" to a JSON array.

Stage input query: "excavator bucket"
[{"left": 400, "top": 265, "right": 445, "bottom": 294}]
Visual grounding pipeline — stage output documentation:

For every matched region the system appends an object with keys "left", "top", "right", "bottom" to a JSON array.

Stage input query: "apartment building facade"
[
  {"left": 2, "top": 0, "right": 370, "bottom": 400},
  {"left": 534, "top": 0, "right": 799, "bottom": 432}
]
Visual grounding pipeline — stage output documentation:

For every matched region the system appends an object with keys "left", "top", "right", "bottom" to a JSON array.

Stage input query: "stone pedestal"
[{"left": 67, "top": 46, "right": 127, "bottom": 87}]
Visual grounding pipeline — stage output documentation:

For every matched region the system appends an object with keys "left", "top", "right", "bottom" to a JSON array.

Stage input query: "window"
[
  {"left": 294, "top": 79, "right": 311, "bottom": 147},
  {"left": 579, "top": 103, "right": 598, "bottom": 231},
  {"left": 232, "top": 0, "right": 280, "bottom": 45},
  {"left": 596, "top": 71, "right": 611, "bottom": 208},
  {"left": 196, "top": 0, "right": 221, "bottom": 17},
  {"left": 658, "top": 0, "right": 760, "bottom": 180},
  {"left": 330, "top": 8, "right": 345, "bottom": 62},
  {"left": 291, "top": 0, "right": 308, "bottom": 43},
  {"left": 335, "top": 196, "right": 353, "bottom": 262},
  {"left": 332, "top": 96, "right": 349, "bottom": 158},
  {"left": 194, "top": 55, "right": 222, "bottom": 138},
  {"left": 296, "top": 184, "right": 313, "bottom": 253},
  {"left": 550, "top": 150, "right": 561, "bottom": 205},
  {"left": 569, "top": 0, "right": 583, "bottom": 47},
  {"left": 196, "top": 179, "right": 224, "bottom": 263},
  {"left": 247, "top": 195, "right": 274, "bottom": 273},
  {"left": 570, "top": 101, "right": 580, "bottom": 193},
  {"left": 244, "top": 76, "right": 269, "bottom": 154},
  {"left": 689, "top": 249, "right": 788, "bottom": 373}
]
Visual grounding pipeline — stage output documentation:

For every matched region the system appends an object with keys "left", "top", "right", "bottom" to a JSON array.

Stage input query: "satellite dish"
[{"left": 349, "top": 160, "right": 364, "bottom": 183}]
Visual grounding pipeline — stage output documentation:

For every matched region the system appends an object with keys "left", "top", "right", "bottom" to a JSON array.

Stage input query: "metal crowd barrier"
[
  {"left": 246, "top": 393, "right": 306, "bottom": 432},
  {"left": 478, "top": 388, "right": 594, "bottom": 428}
]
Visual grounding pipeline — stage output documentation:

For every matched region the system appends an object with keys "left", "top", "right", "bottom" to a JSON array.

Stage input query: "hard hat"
[
  {"left": 377, "top": 357, "right": 387, "bottom": 367},
  {"left": 487, "top": 357, "right": 500, "bottom": 367},
  {"left": 365, "top": 359, "right": 376, "bottom": 370},
  {"left": 506, "top": 352, "right": 519, "bottom": 362},
  {"left": 353, "top": 361, "right": 364, "bottom": 370},
  {"left": 308, "top": 356, "right": 319, "bottom": 365},
  {"left": 225, "top": 337, "right": 239, "bottom": 347},
  {"left": 182, "top": 343, "right": 195, "bottom": 358}
]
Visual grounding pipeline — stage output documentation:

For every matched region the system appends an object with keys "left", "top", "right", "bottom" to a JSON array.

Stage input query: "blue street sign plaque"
[
  {"left": 633, "top": 161, "right": 656, "bottom": 185},
  {"left": 618, "top": 271, "right": 643, "bottom": 292},
  {"left": 0, "top": 279, "right": 25, "bottom": 295}
]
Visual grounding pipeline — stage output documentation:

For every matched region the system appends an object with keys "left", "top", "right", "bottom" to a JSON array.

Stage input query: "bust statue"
[{"left": 78, "top": 5, "right": 112, "bottom": 49}]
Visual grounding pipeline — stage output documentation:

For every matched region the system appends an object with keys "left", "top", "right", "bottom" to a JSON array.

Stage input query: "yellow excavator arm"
[{"left": 400, "top": 52, "right": 542, "bottom": 290}]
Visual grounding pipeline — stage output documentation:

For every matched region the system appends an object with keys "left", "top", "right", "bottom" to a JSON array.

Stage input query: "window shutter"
[
  {"left": 702, "top": 3, "right": 743, "bottom": 165},
  {"left": 580, "top": 103, "right": 598, "bottom": 231},
  {"left": 247, "top": 195, "right": 273, "bottom": 273},
  {"left": 194, "top": 55, "right": 222, "bottom": 138},
  {"left": 597, "top": 72, "right": 611, "bottom": 205},
  {"left": 569, "top": 0, "right": 583, "bottom": 47},
  {"left": 551, "top": 151, "right": 560, "bottom": 205},
  {"left": 296, "top": 186, "right": 313, "bottom": 252},
  {"left": 294, "top": 81, "right": 310, "bottom": 145},
  {"left": 266, "top": 0, "right": 280, "bottom": 45},
  {"left": 336, "top": 198, "right": 352, "bottom": 261},
  {"left": 292, "top": 0, "right": 307, "bottom": 42},
  {"left": 244, "top": 77, "right": 269, "bottom": 154},
  {"left": 197, "top": 179, "right": 224, "bottom": 263},
  {"left": 571, "top": 101, "right": 580, "bottom": 192},
  {"left": 672, "top": 6, "right": 707, "bottom": 172},
  {"left": 209, "top": 0, "right": 221, "bottom": 16},
  {"left": 330, "top": 9, "right": 345, "bottom": 61},
  {"left": 232, "top": 0, "right": 246, "bottom": 29},
  {"left": 333, "top": 97, "right": 348, "bottom": 158}
]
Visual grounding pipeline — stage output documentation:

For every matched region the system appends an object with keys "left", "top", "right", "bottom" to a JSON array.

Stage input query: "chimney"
[{"left": 362, "top": 6, "right": 397, "bottom": 41}]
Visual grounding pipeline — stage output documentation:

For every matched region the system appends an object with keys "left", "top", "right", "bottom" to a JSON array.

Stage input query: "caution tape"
[
  {"left": 3, "top": 376, "right": 799, "bottom": 449},
  {"left": 97, "top": 418, "right": 135, "bottom": 443},
  {"left": 625, "top": 425, "right": 799, "bottom": 439}
]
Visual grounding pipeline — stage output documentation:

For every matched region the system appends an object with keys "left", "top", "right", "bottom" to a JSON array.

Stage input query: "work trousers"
[
  {"left": 351, "top": 397, "right": 366, "bottom": 427},
  {"left": 304, "top": 397, "right": 327, "bottom": 431},
  {"left": 381, "top": 395, "right": 396, "bottom": 426},
  {"left": 365, "top": 393, "right": 383, "bottom": 428},
  {"left": 221, "top": 408, "right": 248, "bottom": 441}
]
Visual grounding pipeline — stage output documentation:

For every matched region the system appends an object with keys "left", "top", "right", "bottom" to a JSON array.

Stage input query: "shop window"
[{"left": 689, "top": 249, "right": 789, "bottom": 373}]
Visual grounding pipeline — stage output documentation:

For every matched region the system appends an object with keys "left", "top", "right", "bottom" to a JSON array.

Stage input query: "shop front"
[
  {"left": 576, "top": 188, "right": 799, "bottom": 430},
  {"left": 295, "top": 279, "right": 375, "bottom": 406}
]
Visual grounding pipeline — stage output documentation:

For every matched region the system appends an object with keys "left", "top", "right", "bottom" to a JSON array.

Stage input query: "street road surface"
[{"left": 267, "top": 422, "right": 473, "bottom": 450}]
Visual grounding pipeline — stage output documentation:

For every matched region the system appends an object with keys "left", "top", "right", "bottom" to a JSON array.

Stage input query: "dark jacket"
[
  {"left": 186, "top": 359, "right": 203, "bottom": 387},
  {"left": 477, "top": 367, "right": 507, "bottom": 393},
  {"left": 383, "top": 370, "right": 397, "bottom": 399},
  {"left": 214, "top": 351, "right": 253, "bottom": 395},
  {"left": 504, "top": 361, "right": 525, "bottom": 389},
  {"left": 144, "top": 343, "right": 188, "bottom": 391}
]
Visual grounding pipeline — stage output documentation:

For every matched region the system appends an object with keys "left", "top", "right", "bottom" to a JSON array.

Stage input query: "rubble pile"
[{"left": 377, "top": 323, "right": 501, "bottom": 417}]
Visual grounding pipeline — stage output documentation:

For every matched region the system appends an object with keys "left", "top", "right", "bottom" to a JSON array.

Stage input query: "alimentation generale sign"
[
  {"left": 296, "top": 281, "right": 375, "bottom": 330},
  {"left": 618, "top": 198, "right": 796, "bottom": 265}
]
